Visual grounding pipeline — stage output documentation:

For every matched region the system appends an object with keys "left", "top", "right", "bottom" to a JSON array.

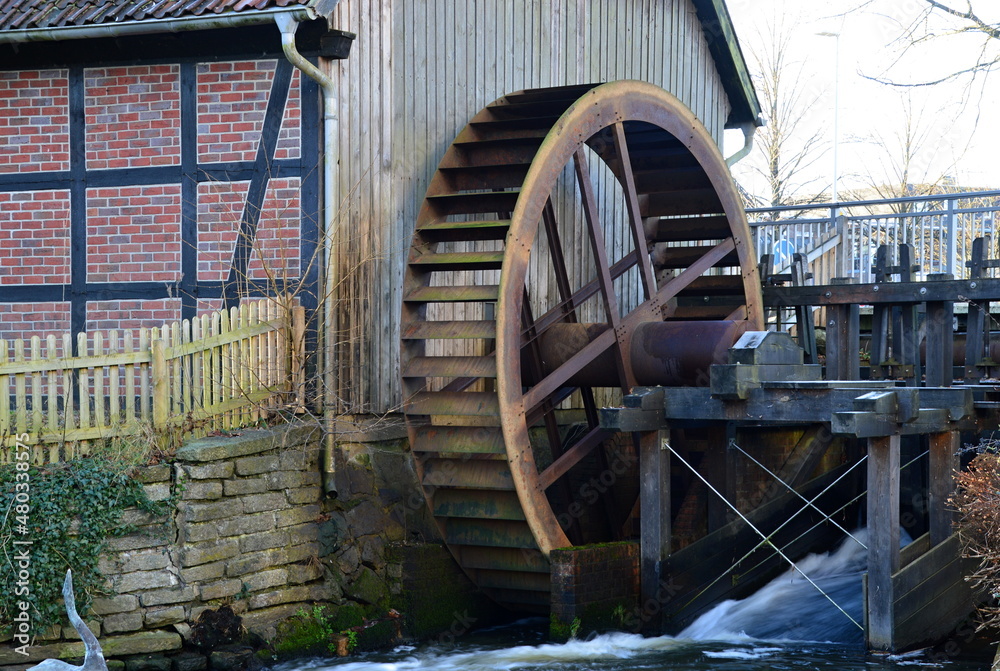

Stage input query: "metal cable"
[
  {"left": 672, "top": 452, "right": 869, "bottom": 617},
  {"left": 666, "top": 441, "right": 865, "bottom": 631},
  {"left": 729, "top": 439, "right": 867, "bottom": 550},
  {"left": 715, "top": 448, "right": 930, "bottom": 590}
]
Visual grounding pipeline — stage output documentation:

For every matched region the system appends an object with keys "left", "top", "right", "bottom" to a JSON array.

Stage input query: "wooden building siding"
[{"left": 325, "top": 0, "right": 734, "bottom": 414}]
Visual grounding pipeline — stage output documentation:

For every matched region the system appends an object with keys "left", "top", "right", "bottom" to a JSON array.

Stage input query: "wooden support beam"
[
  {"left": 825, "top": 278, "right": 860, "bottom": 381},
  {"left": 639, "top": 429, "right": 670, "bottom": 634},
  {"left": 965, "top": 237, "right": 989, "bottom": 383},
  {"left": 929, "top": 431, "right": 959, "bottom": 546},
  {"left": 897, "top": 245, "right": 921, "bottom": 386},
  {"left": 925, "top": 274, "right": 955, "bottom": 388},
  {"left": 867, "top": 433, "right": 900, "bottom": 651},
  {"left": 705, "top": 426, "right": 734, "bottom": 532}
]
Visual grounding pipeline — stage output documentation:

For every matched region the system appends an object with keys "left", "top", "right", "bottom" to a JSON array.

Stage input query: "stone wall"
[{"left": 0, "top": 420, "right": 488, "bottom": 670}]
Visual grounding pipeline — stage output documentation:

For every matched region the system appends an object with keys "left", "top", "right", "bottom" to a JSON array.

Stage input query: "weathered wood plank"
[
  {"left": 867, "top": 434, "right": 901, "bottom": 651},
  {"left": 929, "top": 432, "right": 959, "bottom": 545},
  {"left": 459, "top": 545, "right": 549, "bottom": 573},
  {"left": 410, "top": 425, "right": 505, "bottom": 454},
  {"left": 421, "top": 457, "right": 514, "bottom": 490},
  {"left": 444, "top": 518, "right": 536, "bottom": 548},
  {"left": 640, "top": 429, "right": 671, "bottom": 633},
  {"left": 432, "top": 489, "right": 525, "bottom": 520},
  {"left": 899, "top": 532, "right": 931, "bottom": 569},
  {"left": 893, "top": 534, "right": 960, "bottom": 596}
]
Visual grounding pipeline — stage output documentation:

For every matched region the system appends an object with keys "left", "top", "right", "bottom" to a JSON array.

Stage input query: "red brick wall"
[
  {"left": 550, "top": 542, "right": 640, "bottom": 639},
  {"left": 196, "top": 177, "right": 301, "bottom": 284},
  {"left": 85, "top": 65, "right": 182, "bottom": 170},
  {"left": 86, "top": 185, "right": 183, "bottom": 284},
  {"left": 198, "top": 180, "right": 248, "bottom": 282},
  {"left": 198, "top": 60, "right": 275, "bottom": 164},
  {"left": 86, "top": 299, "right": 183, "bottom": 333},
  {"left": 0, "top": 56, "right": 305, "bottom": 341},
  {"left": 0, "top": 303, "right": 72, "bottom": 346},
  {"left": 0, "top": 69, "right": 70, "bottom": 174},
  {"left": 0, "top": 190, "right": 71, "bottom": 285},
  {"left": 249, "top": 177, "right": 301, "bottom": 280}
]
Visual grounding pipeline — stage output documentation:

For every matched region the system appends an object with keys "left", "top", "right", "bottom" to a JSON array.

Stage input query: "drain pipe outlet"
[
  {"left": 275, "top": 13, "right": 340, "bottom": 498},
  {"left": 725, "top": 117, "right": 763, "bottom": 167}
]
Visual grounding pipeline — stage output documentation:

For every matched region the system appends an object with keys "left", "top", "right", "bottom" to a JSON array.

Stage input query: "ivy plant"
[{"left": 0, "top": 457, "right": 168, "bottom": 628}]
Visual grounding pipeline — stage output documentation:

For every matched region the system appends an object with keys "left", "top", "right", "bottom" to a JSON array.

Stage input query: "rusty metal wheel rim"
[{"left": 402, "top": 80, "right": 763, "bottom": 608}]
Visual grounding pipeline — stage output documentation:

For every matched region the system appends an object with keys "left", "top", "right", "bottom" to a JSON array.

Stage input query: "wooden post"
[
  {"left": 639, "top": 428, "right": 670, "bottom": 634},
  {"left": 897, "top": 245, "right": 921, "bottom": 387},
  {"left": 869, "top": 246, "right": 890, "bottom": 380},
  {"left": 925, "top": 274, "right": 955, "bottom": 387},
  {"left": 965, "top": 237, "right": 989, "bottom": 382},
  {"left": 292, "top": 305, "right": 307, "bottom": 412},
  {"left": 826, "top": 278, "right": 860, "bottom": 380},
  {"left": 152, "top": 337, "right": 169, "bottom": 437},
  {"left": 929, "top": 431, "right": 959, "bottom": 546},
  {"left": 867, "top": 434, "right": 900, "bottom": 651},
  {"left": 792, "top": 253, "right": 817, "bottom": 364}
]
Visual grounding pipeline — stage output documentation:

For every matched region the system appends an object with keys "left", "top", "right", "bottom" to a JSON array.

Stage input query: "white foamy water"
[
  {"left": 286, "top": 631, "right": 687, "bottom": 671},
  {"left": 274, "top": 529, "right": 984, "bottom": 671},
  {"left": 680, "top": 530, "right": 873, "bottom": 645}
]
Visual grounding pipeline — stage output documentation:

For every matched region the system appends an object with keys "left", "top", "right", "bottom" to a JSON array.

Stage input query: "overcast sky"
[{"left": 723, "top": 0, "right": 1000, "bottom": 200}]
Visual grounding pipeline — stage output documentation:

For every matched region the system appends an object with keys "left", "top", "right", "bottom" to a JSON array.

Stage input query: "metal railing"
[{"left": 748, "top": 190, "right": 1000, "bottom": 284}]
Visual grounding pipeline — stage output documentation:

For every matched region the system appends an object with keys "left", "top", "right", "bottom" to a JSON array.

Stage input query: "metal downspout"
[
  {"left": 275, "top": 13, "right": 340, "bottom": 498},
  {"left": 725, "top": 119, "right": 759, "bottom": 167}
]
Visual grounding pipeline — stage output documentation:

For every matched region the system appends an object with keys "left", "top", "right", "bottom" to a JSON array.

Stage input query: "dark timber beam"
[
  {"left": 763, "top": 277, "right": 1000, "bottom": 306},
  {"left": 867, "top": 433, "right": 900, "bottom": 651},
  {"left": 639, "top": 428, "right": 671, "bottom": 634},
  {"left": 929, "top": 431, "right": 959, "bottom": 546}
]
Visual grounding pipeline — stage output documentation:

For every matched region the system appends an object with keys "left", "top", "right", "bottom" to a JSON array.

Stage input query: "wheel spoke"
[
  {"left": 542, "top": 199, "right": 578, "bottom": 322},
  {"left": 538, "top": 425, "right": 612, "bottom": 489},
  {"left": 521, "top": 327, "right": 617, "bottom": 414},
  {"left": 526, "top": 249, "right": 639, "bottom": 339},
  {"left": 574, "top": 148, "right": 623, "bottom": 329},
  {"left": 612, "top": 122, "right": 657, "bottom": 298},
  {"left": 651, "top": 237, "right": 736, "bottom": 308},
  {"left": 574, "top": 147, "right": 634, "bottom": 388}
]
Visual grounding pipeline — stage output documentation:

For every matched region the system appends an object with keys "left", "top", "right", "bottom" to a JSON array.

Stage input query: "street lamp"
[{"left": 816, "top": 31, "right": 840, "bottom": 204}]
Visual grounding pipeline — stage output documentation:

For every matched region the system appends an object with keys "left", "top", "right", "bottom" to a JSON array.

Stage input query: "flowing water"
[{"left": 276, "top": 532, "right": 992, "bottom": 671}]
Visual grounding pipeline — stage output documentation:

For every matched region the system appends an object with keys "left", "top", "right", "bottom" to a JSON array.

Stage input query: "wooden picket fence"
[{"left": 0, "top": 300, "right": 306, "bottom": 464}]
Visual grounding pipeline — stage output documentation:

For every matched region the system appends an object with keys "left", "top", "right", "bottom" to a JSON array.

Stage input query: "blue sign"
[{"left": 773, "top": 239, "right": 795, "bottom": 268}]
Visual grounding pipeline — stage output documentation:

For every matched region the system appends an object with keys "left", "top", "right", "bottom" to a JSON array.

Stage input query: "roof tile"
[{"left": 0, "top": 0, "right": 315, "bottom": 31}]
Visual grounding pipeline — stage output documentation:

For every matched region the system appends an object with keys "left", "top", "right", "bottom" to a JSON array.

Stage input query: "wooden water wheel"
[{"left": 401, "top": 81, "right": 764, "bottom": 611}]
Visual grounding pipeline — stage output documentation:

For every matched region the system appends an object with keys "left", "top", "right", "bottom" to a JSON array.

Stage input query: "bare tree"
[
  {"left": 845, "top": 91, "right": 961, "bottom": 213},
  {"left": 733, "top": 15, "right": 829, "bottom": 209},
  {"left": 859, "top": 1, "right": 1000, "bottom": 87}
]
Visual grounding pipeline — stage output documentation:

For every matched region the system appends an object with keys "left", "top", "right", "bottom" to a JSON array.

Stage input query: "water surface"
[{"left": 277, "top": 531, "right": 991, "bottom": 671}]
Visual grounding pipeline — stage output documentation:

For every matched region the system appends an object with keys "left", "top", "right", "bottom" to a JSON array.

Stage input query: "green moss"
[
  {"left": 273, "top": 606, "right": 337, "bottom": 657},
  {"left": 549, "top": 614, "right": 573, "bottom": 642},
  {"left": 389, "top": 543, "right": 503, "bottom": 641}
]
